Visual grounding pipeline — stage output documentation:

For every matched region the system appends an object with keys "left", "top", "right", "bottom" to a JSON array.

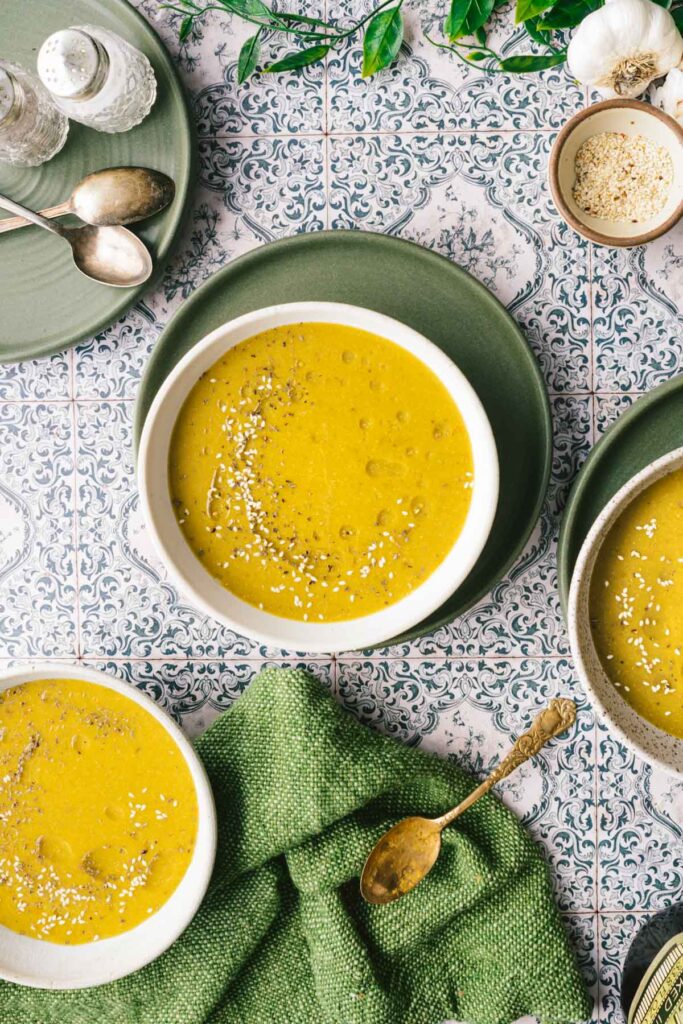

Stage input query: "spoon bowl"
[
  {"left": 70, "top": 166, "right": 175, "bottom": 226},
  {"left": 64, "top": 223, "right": 153, "bottom": 287},
  {"left": 360, "top": 817, "right": 442, "bottom": 905}
]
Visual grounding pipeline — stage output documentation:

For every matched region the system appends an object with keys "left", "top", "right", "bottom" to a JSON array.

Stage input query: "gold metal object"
[
  {"left": 360, "top": 697, "right": 577, "bottom": 906},
  {"left": 0, "top": 167, "right": 174, "bottom": 234},
  {"left": 0, "top": 190, "right": 153, "bottom": 288}
]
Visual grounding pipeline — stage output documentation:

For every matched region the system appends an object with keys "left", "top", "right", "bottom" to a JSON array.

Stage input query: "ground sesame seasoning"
[{"left": 573, "top": 131, "right": 673, "bottom": 224}]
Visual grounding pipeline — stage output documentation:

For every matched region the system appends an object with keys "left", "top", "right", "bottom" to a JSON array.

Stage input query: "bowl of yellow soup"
[
  {"left": 569, "top": 447, "right": 683, "bottom": 777},
  {"left": 0, "top": 664, "right": 216, "bottom": 989},
  {"left": 138, "top": 303, "right": 499, "bottom": 653}
]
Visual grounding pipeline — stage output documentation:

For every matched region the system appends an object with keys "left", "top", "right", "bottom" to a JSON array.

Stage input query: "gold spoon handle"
[
  {"left": 0, "top": 200, "right": 72, "bottom": 234},
  {"left": 434, "top": 697, "right": 576, "bottom": 830}
]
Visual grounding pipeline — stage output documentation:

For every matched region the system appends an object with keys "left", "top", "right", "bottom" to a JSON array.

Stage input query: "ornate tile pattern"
[{"left": 1, "top": 2, "right": 681, "bottom": 1019}]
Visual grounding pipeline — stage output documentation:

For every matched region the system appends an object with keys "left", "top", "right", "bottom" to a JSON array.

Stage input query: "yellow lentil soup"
[
  {"left": 169, "top": 323, "right": 474, "bottom": 621},
  {"left": 589, "top": 466, "right": 683, "bottom": 738},
  {"left": 0, "top": 679, "right": 198, "bottom": 944}
]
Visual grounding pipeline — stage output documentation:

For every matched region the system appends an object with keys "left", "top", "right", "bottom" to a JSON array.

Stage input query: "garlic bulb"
[
  {"left": 652, "top": 66, "right": 683, "bottom": 125},
  {"left": 567, "top": 0, "right": 683, "bottom": 98}
]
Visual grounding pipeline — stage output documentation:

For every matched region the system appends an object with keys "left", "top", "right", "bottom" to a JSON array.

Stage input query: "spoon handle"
[
  {"left": 0, "top": 201, "right": 71, "bottom": 234},
  {"left": 435, "top": 697, "right": 576, "bottom": 829},
  {"left": 0, "top": 193, "right": 65, "bottom": 237}
]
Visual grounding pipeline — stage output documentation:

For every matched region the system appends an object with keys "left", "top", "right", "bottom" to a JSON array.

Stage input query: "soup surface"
[
  {"left": 0, "top": 679, "right": 198, "bottom": 944},
  {"left": 169, "top": 323, "right": 475, "bottom": 621},
  {"left": 590, "top": 466, "right": 683, "bottom": 738}
]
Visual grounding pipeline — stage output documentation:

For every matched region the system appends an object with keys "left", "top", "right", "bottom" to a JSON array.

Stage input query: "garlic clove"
[
  {"left": 651, "top": 66, "right": 683, "bottom": 125},
  {"left": 567, "top": 0, "right": 683, "bottom": 99}
]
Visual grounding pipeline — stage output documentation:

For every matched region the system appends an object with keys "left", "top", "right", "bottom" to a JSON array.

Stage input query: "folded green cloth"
[{"left": 0, "top": 668, "right": 591, "bottom": 1024}]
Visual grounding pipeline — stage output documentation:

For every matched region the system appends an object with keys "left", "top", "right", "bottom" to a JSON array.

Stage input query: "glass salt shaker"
[
  {"left": 0, "top": 60, "right": 69, "bottom": 167},
  {"left": 37, "top": 26, "right": 156, "bottom": 134}
]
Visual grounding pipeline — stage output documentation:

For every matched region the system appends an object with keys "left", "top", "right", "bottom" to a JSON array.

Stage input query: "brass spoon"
[
  {"left": 0, "top": 192, "right": 153, "bottom": 288},
  {"left": 360, "top": 697, "right": 577, "bottom": 905},
  {"left": 0, "top": 167, "right": 175, "bottom": 234}
]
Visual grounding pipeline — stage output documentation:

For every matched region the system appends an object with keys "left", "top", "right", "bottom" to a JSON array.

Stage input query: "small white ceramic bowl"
[
  {"left": 0, "top": 664, "right": 216, "bottom": 989},
  {"left": 550, "top": 98, "right": 683, "bottom": 247},
  {"left": 138, "top": 302, "right": 499, "bottom": 654},
  {"left": 569, "top": 447, "right": 683, "bottom": 778}
]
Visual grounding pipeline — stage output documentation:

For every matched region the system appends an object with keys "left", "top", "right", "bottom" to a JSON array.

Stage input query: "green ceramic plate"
[
  {"left": 558, "top": 374, "right": 683, "bottom": 615},
  {"left": 0, "top": 0, "right": 193, "bottom": 362},
  {"left": 134, "top": 230, "right": 552, "bottom": 647}
]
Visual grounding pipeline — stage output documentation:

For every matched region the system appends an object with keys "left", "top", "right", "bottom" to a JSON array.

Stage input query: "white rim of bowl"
[
  {"left": 138, "top": 302, "right": 499, "bottom": 654},
  {"left": 0, "top": 664, "right": 217, "bottom": 989},
  {"left": 568, "top": 446, "right": 683, "bottom": 778}
]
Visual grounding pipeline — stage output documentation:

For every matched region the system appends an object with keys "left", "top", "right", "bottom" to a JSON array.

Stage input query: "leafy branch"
[
  {"left": 163, "top": 0, "right": 682, "bottom": 81},
  {"left": 162, "top": 0, "right": 406, "bottom": 81}
]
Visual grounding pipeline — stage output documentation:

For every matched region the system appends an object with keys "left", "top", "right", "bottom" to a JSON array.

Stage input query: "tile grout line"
[
  {"left": 0, "top": 653, "right": 574, "bottom": 663},
  {"left": 323, "top": 0, "right": 331, "bottom": 232},
  {"left": 202, "top": 127, "right": 564, "bottom": 142},
  {"left": 69, "top": 396, "right": 83, "bottom": 661}
]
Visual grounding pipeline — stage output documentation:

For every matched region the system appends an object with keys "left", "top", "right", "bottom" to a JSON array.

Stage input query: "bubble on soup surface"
[{"left": 366, "top": 460, "right": 405, "bottom": 478}]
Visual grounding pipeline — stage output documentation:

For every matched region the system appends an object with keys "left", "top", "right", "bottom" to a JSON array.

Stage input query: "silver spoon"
[
  {"left": 0, "top": 167, "right": 175, "bottom": 234},
  {"left": 0, "top": 192, "right": 153, "bottom": 288}
]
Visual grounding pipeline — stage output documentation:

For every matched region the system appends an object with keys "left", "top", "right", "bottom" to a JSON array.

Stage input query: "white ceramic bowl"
[
  {"left": 569, "top": 447, "right": 683, "bottom": 778},
  {"left": 139, "top": 302, "right": 499, "bottom": 653},
  {"left": 550, "top": 98, "right": 683, "bottom": 247},
  {"left": 0, "top": 664, "right": 217, "bottom": 989}
]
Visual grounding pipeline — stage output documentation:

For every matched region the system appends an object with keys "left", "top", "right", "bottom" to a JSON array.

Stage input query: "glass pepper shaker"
[
  {"left": 0, "top": 60, "right": 69, "bottom": 167},
  {"left": 37, "top": 26, "right": 157, "bottom": 134}
]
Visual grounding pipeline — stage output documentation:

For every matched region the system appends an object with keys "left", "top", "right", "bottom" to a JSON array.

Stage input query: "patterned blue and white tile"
[
  {"left": 364, "top": 394, "right": 592, "bottom": 659},
  {"left": 566, "top": 913, "right": 600, "bottom": 1024},
  {"left": 132, "top": 0, "right": 327, "bottom": 136},
  {"left": 598, "top": 727, "right": 683, "bottom": 912},
  {"left": 0, "top": 403, "right": 77, "bottom": 658},
  {"left": 594, "top": 393, "right": 636, "bottom": 436},
  {"left": 598, "top": 912, "right": 650, "bottom": 1024},
  {"left": 0, "top": 354, "right": 71, "bottom": 402},
  {"left": 329, "top": 131, "right": 591, "bottom": 394},
  {"left": 83, "top": 658, "right": 334, "bottom": 737},
  {"left": 593, "top": 221, "right": 683, "bottom": 393},
  {"left": 336, "top": 657, "right": 597, "bottom": 910},
  {"left": 73, "top": 135, "right": 326, "bottom": 398},
  {"left": 327, "top": 0, "right": 584, "bottom": 133}
]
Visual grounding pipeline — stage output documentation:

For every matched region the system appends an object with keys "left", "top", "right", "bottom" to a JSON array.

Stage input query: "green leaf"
[
  {"left": 651, "top": 0, "right": 672, "bottom": 8},
  {"left": 515, "top": 0, "right": 556, "bottom": 23},
  {"left": 264, "top": 44, "right": 329, "bottom": 72},
  {"left": 524, "top": 15, "right": 551, "bottom": 42},
  {"left": 217, "top": 0, "right": 279, "bottom": 26},
  {"left": 237, "top": 31, "right": 260, "bottom": 82},
  {"left": 445, "top": 0, "right": 471, "bottom": 38},
  {"left": 537, "top": 0, "right": 599, "bottom": 28},
  {"left": 460, "top": 0, "right": 496, "bottom": 35},
  {"left": 179, "top": 14, "right": 194, "bottom": 40},
  {"left": 499, "top": 50, "right": 566, "bottom": 71},
  {"left": 468, "top": 49, "right": 489, "bottom": 59},
  {"left": 673, "top": 5, "right": 683, "bottom": 26},
  {"left": 362, "top": 6, "right": 404, "bottom": 77},
  {"left": 475, "top": 25, "right": 487, "bottom": 43}
]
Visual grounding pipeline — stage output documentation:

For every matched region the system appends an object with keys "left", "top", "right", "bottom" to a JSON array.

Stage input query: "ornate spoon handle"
[{"left": 435, "top": 698, "right": 576, "bottom": 830}]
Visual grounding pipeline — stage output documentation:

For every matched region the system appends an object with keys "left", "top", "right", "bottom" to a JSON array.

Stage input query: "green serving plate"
[
  {"left": 135, "top": 230, "right": 552, "bottom": 647},
  {"left": 0, "top": 0, "right": 193, "bottom": 362},
  {"left": 558, "top": 373, "right": 683, "bottom": 615}
]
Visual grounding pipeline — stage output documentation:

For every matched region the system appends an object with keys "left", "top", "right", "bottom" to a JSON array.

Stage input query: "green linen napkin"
[{"left": 0, "top": 668, "right": 591, "bottom": 1024}]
